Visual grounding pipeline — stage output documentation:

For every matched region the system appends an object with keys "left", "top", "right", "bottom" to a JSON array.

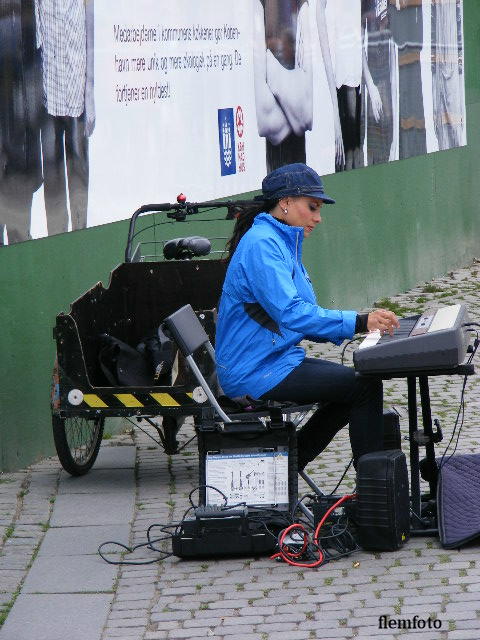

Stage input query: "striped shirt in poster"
[{"left": 35, "top": 0, "right": 87, "bottom": 117}]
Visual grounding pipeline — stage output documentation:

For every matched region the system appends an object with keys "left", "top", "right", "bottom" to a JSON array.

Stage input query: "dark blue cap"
[{"left": 260, "top": 163, "right": 335, "bottom": 204}]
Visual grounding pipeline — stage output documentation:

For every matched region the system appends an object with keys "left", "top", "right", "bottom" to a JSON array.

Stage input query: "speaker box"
[
  {"left": 382, "top": 409, "right": 402, "bottom": 451},
  {"left": 356, "top": 449, "right": 410, "bottom": 551}
]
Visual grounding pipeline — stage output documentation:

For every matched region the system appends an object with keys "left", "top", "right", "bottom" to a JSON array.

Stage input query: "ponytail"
[{"left": 224, "top": 199, "right": 277, "bottom": 262}]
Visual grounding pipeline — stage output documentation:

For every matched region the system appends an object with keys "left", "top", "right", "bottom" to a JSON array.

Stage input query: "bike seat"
[{"left": 163, "top": 236, "right": 211, "bottom": 260}]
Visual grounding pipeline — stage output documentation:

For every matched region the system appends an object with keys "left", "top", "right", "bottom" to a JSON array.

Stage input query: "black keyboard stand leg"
[
  {"left": 299, "top": 470, "right": 326, "bottom": 497},
  {"left": 408, "top": 376, "right": 439, "bottom": 536},
  {"left": 297, "top": 470, "right": 327, "bottom": 524},
  {"left": 407, "top": 377, "right": 422, "bottom": 523},
  {"left": 419, "top": 376, "right": 439, "bottom": 498}
]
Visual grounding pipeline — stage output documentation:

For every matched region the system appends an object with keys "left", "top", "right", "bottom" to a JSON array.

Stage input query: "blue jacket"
[{"left": 216, "top": 213, "right": 357, "bottom": 398}]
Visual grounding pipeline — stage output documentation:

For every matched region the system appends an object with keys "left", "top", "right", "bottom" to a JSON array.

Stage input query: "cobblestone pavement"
[{"left": 1, "top": 259, "right": 480, "bottom": 639}]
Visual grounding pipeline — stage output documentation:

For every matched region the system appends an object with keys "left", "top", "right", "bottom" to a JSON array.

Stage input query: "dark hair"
[{"left": 224, "top": 200, "right": 277, "bottom": 262}]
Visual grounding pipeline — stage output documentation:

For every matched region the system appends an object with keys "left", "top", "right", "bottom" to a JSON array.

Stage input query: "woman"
[{"left": 216, "top": 162, "right": 399, "bottom": 471}]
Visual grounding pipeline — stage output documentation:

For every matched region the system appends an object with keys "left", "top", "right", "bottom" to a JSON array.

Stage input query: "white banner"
[{"left": 0, "top": 0, "right": 465, "bottom": 244}]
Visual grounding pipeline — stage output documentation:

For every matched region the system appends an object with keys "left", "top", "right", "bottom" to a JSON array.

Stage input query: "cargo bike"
[{"left": 50, "top": 197, "right": 302, "bottom": 490}]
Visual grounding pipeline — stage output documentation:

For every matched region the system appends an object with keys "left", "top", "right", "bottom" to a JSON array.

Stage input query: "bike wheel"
[{"left": 52, "top": 415, "right": 105, "bottom": 476}]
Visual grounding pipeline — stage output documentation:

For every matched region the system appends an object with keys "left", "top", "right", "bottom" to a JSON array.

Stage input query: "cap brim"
[{"left": 304, "top": 190, "right": 335, "bottom": 204}]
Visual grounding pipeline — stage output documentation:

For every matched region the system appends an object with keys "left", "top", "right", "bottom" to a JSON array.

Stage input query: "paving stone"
[
  {"left": 220, "top": 628, "right": 262, "bottom": 637},
  {"left": 453, "top": 619, "right": 480, "bottom": 630},
  {"left": 50, "top": 493, "right": 135, "bottom": 527},
  {"left": 191, "top": 608, "right": 236, "bottom": 618},
  {"left": 0, "top": 593, "right": 112, "bottom": 640},
  {"left": 183, "top": 616, "right": 232, "bottom": 628},
  {"left": 150, "top": 611, "right": 192, "bottom": 623},
  {"left": 255, "top": 632, "right": 309, "bottom": 640},
  {"left": 352, "top": 630, "right": 397, "bottom": 638},
  {"left": 112, "top": 599, "right": 153, "bottom": 609},
  {"left": 58, "top": 469, "right": 134, "bottom": 494},
  {"left": 38, "top": 524, "right": 130, "bottom": 556},
  {"left": 214, "top": 635, "right": 263, "bottom": 640},
  {"left": 93, "top": 446, "right": 136, "bottom": 470},
  {"left": 221, "top": 615, "right": 265, "bottom": 626},
  {"left": 22, "top": 554, "right": 117, "bottom": 593},
  {"left": 167, "top": 629, "right": 224, "bottom": 639},
  {"left": 103, "top": 634, "right": 144, "bottom": 640},
  {"left": 106, "top": 619, "right": 149, "bottom": 628}
]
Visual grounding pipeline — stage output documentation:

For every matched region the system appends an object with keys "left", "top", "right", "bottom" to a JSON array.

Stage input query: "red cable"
[{"left": 271, "top": 493, "right": 357, "bottom": 568}]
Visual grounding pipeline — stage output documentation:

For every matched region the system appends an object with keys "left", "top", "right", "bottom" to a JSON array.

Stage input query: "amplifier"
[
  {"left": 355, "top": 450, "right": 410, "bottom": 551},
  {"left": 171, "top": 505, "right": 276, "bottom": 558}
]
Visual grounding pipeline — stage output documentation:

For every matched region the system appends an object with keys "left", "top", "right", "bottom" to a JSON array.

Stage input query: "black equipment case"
[
  {"left": 355, "top": 449, "right": 410, "bottom": 551},
  {"left": 171, "top": 416, "right": 298, "bottom": 558},
  {"left": 197, "top": 417, "right": 298, "bottom": 512}
]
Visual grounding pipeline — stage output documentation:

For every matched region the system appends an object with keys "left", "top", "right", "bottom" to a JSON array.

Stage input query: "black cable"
[
  {"left": 467, "top": 333, "right": 480, "bottom": 364},
  {"left": 437, "top": 332, "right": 478, "bottom": 470},
  {"left": 99, "top": 484, "right": 360, "bottom": 567},
  {"left": 274, "top": 496, "right": 359, "bottom": 567},
  {"left": 319, "top": 512, "right": 359, "bottom": 560},
  {"left": 341, "top": 337, "right": 362, "bottom": 365},
  {"left": 188, "top": 485, "right": 228, "bottom": 508},
  {"left": 98, "top": 485, "right": 246, "bottom": 566},
  {"left": 329, "top": 458, "right": 354, "bottom": 495},
  {"left": 438, "top": 372, "right": 468, "bottom": 470},
  {"left": 98, "top": 534, "right": 175, "bottom": 565}
]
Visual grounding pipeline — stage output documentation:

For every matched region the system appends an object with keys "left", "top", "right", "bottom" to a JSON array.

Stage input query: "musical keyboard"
[{"left": 353, "top": 304, "right": 471, "bottom": 374}]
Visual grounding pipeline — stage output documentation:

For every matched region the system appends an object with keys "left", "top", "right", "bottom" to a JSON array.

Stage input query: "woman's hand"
[{"left": 367, "top": 309, "right": 400, "bottom": 336}]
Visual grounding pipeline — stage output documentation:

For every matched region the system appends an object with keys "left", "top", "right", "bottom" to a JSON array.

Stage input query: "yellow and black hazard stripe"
[{"left": 78, "top": 390, "right": 200, "bottom": 409}]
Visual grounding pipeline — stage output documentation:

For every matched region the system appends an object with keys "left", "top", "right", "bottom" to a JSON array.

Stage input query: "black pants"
[
  {"left": 41, "top": 109, "right": 89, "bottom": 236},
  {"left": 336, "top": 85, "right": 364, "bottom": 172},
  {"left": 261, "top": 357, "right": 384, "bottom": 470},
  {"left": 0, "top": 174, "right": 34, "bottom": 245}
]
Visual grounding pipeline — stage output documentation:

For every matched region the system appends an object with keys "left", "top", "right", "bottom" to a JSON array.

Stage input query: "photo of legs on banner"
[
  {"left": 253, "top": 0, "right": 313, "bottom": 172},
  {"left": 431, "top": 0, "right": 465, "bottom": 150},
  {"left": 35, "top": 0, "right": 95, "bottom": 236},
  {"left": 318, "top": 0, "right": 364, "bottom": 172},
  {"left": 0, "top": 0, "right": 42, "bottom": 246},
  {"left": 394, "top": 0, "right": 427, "bottom": 159},
  {"left": 361, "top": 0, "right": 396, "bottom": 165}
]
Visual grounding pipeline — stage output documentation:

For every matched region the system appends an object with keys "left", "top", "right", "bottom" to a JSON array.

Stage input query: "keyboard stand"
[
  {"left": 297, "top": 364, "right": 475, "bottom": 536},
  {"left": 377, "top": 363, "right": 475, "bottom": 536}
]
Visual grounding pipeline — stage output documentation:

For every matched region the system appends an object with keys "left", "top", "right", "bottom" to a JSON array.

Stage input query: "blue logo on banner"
[{"left": 218, "top": 108, "right": 236, "bottom": 176}]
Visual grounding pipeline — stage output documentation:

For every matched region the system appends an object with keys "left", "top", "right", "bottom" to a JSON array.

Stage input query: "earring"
[{"left": 283, "top": 208, "right": 288, "bottom": 215}]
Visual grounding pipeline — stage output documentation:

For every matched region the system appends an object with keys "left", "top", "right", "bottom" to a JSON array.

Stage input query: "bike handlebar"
[{"left": 125, "top": 199, "right": 261, "bottom": 262}]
